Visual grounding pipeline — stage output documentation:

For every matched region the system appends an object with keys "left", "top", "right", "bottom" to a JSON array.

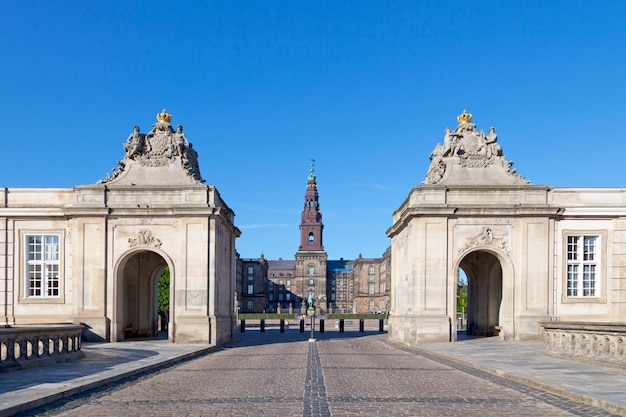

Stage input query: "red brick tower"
[{"left": 295, "top": 160, "right": 328, "bottom": 313}]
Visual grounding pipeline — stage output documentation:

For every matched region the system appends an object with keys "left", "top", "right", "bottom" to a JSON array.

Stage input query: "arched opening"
[
  {"left": 308, "top": 232, "right": 314, "bottom": 244},
  {"left": 459, "top": 250, "right": 502, "bottom": 337},
  {"left": 119, "top": 250, "right": 169, "bottom": 340}
]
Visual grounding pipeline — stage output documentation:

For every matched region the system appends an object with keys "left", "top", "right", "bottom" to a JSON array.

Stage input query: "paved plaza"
[{"left": 2, "top": 327, "right": 626, "bottom": 417}]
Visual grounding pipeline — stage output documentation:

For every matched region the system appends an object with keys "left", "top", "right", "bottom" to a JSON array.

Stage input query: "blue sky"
[{"left": 2, "top": 1, "right": 625, "bottom": 260}]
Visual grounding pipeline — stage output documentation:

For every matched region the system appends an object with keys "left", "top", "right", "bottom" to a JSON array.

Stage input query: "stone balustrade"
[
  {"left": 0, "top": 324, "right": 84, "bottom": 371},
  {"left": 541, "top": 322, "right": 626, "bottom": 367}
]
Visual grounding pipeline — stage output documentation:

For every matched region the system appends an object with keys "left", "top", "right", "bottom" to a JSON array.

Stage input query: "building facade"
[
  {"left": 388, "top": 110, "right": 626, "bottom": 344},
  {"left": 1, "top": 110, "right": 240, "bottom": 345},
  {"left": 237, "top": 255, "right": 268, "bottom": 313},
  {"left": 352, "top": 248, "right": 391, "bottom": 314}
]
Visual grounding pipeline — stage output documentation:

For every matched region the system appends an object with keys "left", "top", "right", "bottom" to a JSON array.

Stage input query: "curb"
[{"left": 0, "top": 346, "right": 214, "bottom": 417}]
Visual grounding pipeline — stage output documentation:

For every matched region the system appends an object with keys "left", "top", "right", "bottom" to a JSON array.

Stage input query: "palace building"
[
  {"left": 1, "top": 110, "right": 240, "bottom": 345},
  {"left": 236, "top": 161, "right": 391, "bottom": 316}
]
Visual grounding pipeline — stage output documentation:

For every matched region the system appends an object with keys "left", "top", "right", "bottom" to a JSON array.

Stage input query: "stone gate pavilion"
[
  {"left": 1, "top": 110, "right": 240, "bottom": 345},
  {"left": 387, "top": 110, "right": 626, "bottom": 345}
]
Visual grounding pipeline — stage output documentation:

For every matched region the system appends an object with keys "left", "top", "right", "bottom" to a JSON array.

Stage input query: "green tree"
[
  {"left": 158, "top": 267, "right": 170, "bottom": 313},
  {"left": 457, "top": 274, "right": 467, "bottom": 315}
]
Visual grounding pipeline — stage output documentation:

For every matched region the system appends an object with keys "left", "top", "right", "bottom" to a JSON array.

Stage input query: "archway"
[
  {"left": 459, "top": 250, "right": 502, "bottom": 337},
  {"left": 117, "top": 250, "right": 169, "bottom": 340}
]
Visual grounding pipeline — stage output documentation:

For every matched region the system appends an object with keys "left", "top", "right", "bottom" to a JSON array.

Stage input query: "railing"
[
  {"left": 239, "top": 318, "right": 387, "bottom": 333},
  {"left": 0, "top": 324, "right": 84, "bottom": 371},
  {"left": 541, "top": 322, "right": 626, "bottom": 366}
]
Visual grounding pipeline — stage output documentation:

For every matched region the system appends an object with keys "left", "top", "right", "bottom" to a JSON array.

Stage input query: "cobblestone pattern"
[{"left": 21, "top": 332, "right": 620, "bottom": 417}]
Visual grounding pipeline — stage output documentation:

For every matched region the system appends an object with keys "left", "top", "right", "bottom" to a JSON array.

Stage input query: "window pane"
[
  {"left": 28, "top": 236, "right": 42, "bottom": 261},
  {"left": 567, "top": 264, "right": 578, "bottom": 297},
  {"left": 29, "top": 264, "right": 43, "bottom": 296},
  {"left": 45, "top": 235, "right": 59, "bottom": 261},
  {"left": 583, "top": 236, "right": 596, "bottom": 261},
  {"left": 567, "top": 236, "right": 578, "bottom": 261},
  {"left": 583, "top": 264, "right": 596, "bottom": 296}
]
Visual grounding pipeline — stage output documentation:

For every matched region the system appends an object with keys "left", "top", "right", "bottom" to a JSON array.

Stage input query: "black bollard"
[
  {"left": 339, "top": 318, "right": 345, "bottom": 333},
  {"left": 379, "top": 318, "right": 384, "bottom": 332},
  {"left": 241, "top": 319, "right": 246, "bottom": 333},
  {"left": 320, "top": 319, "right": 325, "bottom": 332},
  {"left": 280, "top": 319, "right": 285, "bottom": 333},
  {"left": 300, "top": 319, "right": 305, "bottom": 332},
  {"left": 260, "top": 319, "right": 265, "bottom": 332},
  {"left": 359, "top": 318, "right": 364, "bottom": 332}
]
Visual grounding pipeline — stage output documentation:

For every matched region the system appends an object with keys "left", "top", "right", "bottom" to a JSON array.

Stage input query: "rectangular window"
[
  {"left": 566, "top": 235, "right": 599, "bottom": 297},
  {"left": 247, "top": 300, "right": 253, "bottom": 310},
  {"left": 308, "top": 266, "right": 315, "bottom": 275},
  {"left": 309, "top": 279, "right": 314, "bottom": 286},
  {"left": 368, "top": 266, "right": 375, "bottom": 275},
  {"left": 26, "top": 235, "right": 60, "bottom": 297},
  {"left": 247, "top": 275, "right": 254, "bottom": 281},
  {"left": 286, "top": 280, "right": 291, "bottom": 286},
  {"left": 286, "top": 293, "right": 291, "bottom": 301},
  {"left": 368, "top": 300, "right": 375, "bottom": 310},
  {"left": 269, "top": 293, "right": 274, "bottom": 301},
  {"left": 247, "top": 266, "right": 254, "bottom": 274},
  {"left": 368, "top": 284, "right": 375, "bottom": 294},
  {"left": 247, "top": 284, "right": 254, "bottom": 295}
]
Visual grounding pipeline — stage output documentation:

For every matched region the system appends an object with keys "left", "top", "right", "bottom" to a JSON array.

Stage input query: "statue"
[
  {"left": 307, "top": 292, "right": 314, "bottom": 308},
  {"left": 123, "top": 126, "right": 143, "bottom": 159},
  {"left": 441, "top": 127, "right": 460, "bottom": 157},
  {"left": 484, "top": 127, "right": 502, "bottom": 158},
  {"left": 171, "top": 124, "right": 190, "bottom": 157}
]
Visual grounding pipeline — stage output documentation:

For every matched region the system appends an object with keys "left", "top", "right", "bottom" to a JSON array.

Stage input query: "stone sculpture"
[
  {"left": 98, "top": 109, "right": 204, "bottom": 185},
  {"left": 423, "top": 110, "right": 529, "bottom": 185}
]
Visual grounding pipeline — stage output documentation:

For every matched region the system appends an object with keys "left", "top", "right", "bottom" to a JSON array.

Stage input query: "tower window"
[{"left": 308, "top": 233, "right": 314, "bottom": 244}]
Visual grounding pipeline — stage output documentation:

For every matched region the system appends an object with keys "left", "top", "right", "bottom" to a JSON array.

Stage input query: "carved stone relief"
[
  {"left": 128, "top": 229, "right": 162, "bottom": 248},
  {"left": 459, "top": 226, "right": 509, "bottom": 255}
]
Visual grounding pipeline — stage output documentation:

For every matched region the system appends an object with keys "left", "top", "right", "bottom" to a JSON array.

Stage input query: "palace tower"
[{"left": 294, "top": 160, "right": 328, "bottom": 312}]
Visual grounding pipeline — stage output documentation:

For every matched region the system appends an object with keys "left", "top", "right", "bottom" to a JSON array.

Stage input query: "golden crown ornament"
[
  {"left": 457, "top": 109, "right": 472, "bottom": 124},
  {"left": 156, "top": 109, "right": 172, "bottom": 124}
]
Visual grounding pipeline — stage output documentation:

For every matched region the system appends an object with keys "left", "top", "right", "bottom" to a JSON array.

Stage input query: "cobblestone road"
[{"left": 22, "top": 331, "right": 620, "bottom": 417}]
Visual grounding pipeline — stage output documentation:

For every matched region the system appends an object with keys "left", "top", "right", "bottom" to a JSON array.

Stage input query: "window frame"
[
  {"left": 22, "top": 231, "right": 64, "bottom": 302},
  {"left": 562, "top": 230, "right": 606, "bottom": 303}
]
